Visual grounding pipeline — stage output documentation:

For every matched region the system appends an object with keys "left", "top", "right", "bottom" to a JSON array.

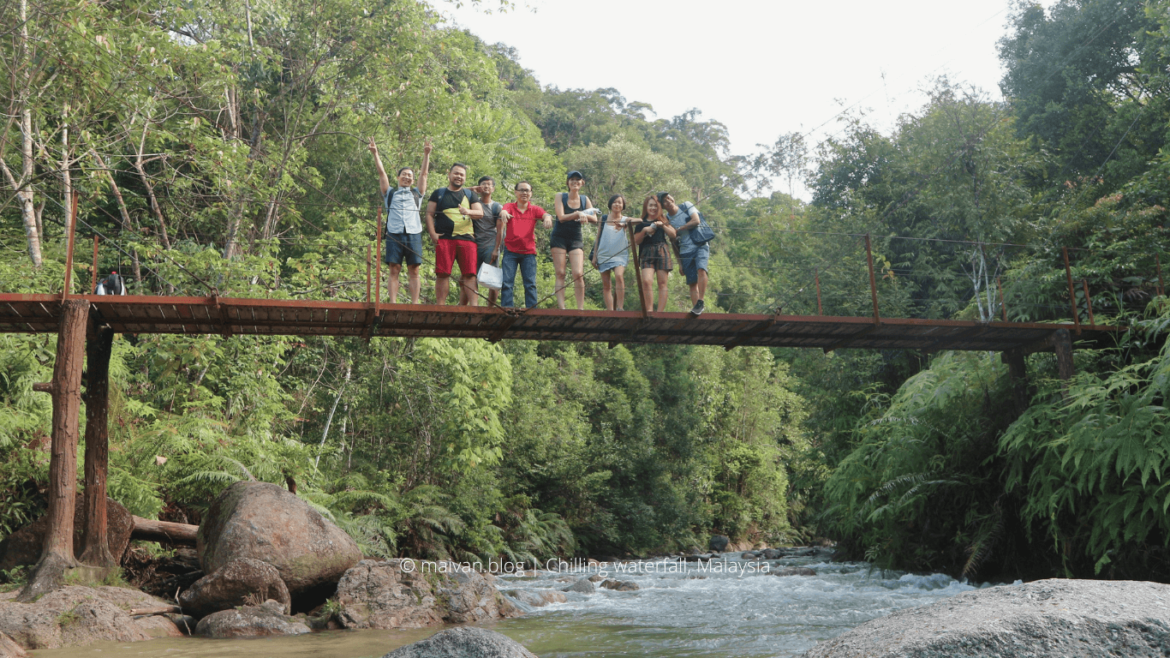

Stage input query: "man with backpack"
[
  {"left": 471, "top": 175, "right": 505, "bottom": 306},
  {"left": 369, "top": 137, "right": 431, "bottom": 304},
  {"left": 660, "top": 192, "right": 709, "bottom": 316},
  {"left": 425, "top": 163, "right": 484, "bottom": 306}
]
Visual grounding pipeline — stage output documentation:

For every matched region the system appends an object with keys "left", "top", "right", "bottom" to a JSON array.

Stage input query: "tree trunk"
[
  {"left": 18, "top": 299, "right": 89, "bottom": 602},
  {"left": 79, "top": 325, "right": 116, "bottom": 567},
  {"left": 18, "top": 0, "right": 41, "bottom": 267}
]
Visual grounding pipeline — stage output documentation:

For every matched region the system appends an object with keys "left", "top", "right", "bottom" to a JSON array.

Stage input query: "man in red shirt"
[{"left": 499, "top": 181, "right": 553, "bottom": 308}]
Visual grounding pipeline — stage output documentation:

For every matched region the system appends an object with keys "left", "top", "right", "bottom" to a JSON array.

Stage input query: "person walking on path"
[
  {"left": 551, "top": 171, "right": 596, "bottom": 310},
  {"left": 660, "top": 192, "right": 708, "bottom": 316},
  {"left": 369, "top": 137, "right": 431, "bottom": 304},
  {"left": 634, "top": 195, "right": 676, "bottom": 314},
  {"left": 425, "top": 163, "right": 483, "bottom": 305},
  {"left": 592, "top": 194, "right": 630, "bottom": 311},
  {"left": 472, "top": 176, "right": 505, "bottom": 306},
  {"left": 499, "top": 181, "right": 553, "bottom": 309}
]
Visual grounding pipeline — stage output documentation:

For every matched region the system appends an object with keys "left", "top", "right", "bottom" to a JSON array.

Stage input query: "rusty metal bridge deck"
[{"left": 0, "top": 294, "right": 1119, "bottom": 353}]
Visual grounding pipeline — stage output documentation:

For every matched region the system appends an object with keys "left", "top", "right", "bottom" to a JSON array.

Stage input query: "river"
[{"left": 32, "top": 551, "right": 980, "bottom": 658}]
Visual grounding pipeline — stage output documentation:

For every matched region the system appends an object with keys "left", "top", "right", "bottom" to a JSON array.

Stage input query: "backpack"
[
  {"left": 95, "top": 271, "right": 126, "bottom": 296},
  {"left": 560, "top": 193, "right": 590, "bottom": 214},
  {"left": 678, "top": 201, "right": 714, "bottom": 246}
]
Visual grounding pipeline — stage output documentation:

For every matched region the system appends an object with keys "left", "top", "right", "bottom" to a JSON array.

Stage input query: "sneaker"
[{"left": 690, "top": 299, "right": 705, "bottom": 316}]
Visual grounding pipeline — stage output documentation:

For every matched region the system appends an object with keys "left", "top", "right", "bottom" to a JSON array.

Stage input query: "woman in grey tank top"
[{"left": 592, "top": 194, "right": 631, "bottom": 311}]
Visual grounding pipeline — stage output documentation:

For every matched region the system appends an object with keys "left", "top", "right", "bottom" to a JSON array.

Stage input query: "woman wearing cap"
[
  {"left": 551, "top": 170, "right": 597, "bottom": 310},
  {"left": 633, "top": 194, "right": 677, "bottom": 313},
  {"left": 592, "top": 194, "right": 631, "bottom": 311}
]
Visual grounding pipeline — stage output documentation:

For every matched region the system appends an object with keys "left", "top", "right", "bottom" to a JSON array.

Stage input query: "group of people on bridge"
[{"left": 370, "top": 139, "right": 710, "bottom": 316}]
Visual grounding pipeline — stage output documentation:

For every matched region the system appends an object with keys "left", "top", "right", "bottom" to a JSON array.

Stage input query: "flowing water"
[{"left": 32, "top": 552, "right": 981, "bottom": 658}]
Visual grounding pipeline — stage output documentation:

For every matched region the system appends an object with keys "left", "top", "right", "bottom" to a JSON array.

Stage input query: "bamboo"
[
  {"left": 62, "top": 191, "right": 78, "bottom": 300},
  {"left": 1062, "top": 247, "right": 1080, "bottom": 334},
  {"left": 864, "top": 234, "right": 880, "bottom": 324}
]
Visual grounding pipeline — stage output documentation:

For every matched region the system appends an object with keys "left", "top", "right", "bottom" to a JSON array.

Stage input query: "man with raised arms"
[
  {"left": 425, "top": 163, "right": 483, "bottom": 306},
  {"left": 499, "top": 181, "right": 553, "bottom": 309},
  {"left": 369, "top": 137, "right": 431, "bottom": 304}
]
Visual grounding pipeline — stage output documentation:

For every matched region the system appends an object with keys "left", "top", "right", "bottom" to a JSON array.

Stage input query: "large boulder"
[
  {"left": 505, "top": 589, "right": 567, "bottom": 607},
  {"left": 197, "top": 481, "right": 360, "bottom": 597},
  {"left": 802, "top": 579, "right": 1170, "bottom": 658},
  {"left": 0, "top": 496, "right": 132, "bottom": 573},
  {"left": 178, "top": 557, "right": 291, "bottom": 618},
  {"left": 194, "top": 600, "right": 310, "bottom": 638},
  {"left": 334, "top": 559, "right": 521, "bottom": 630},
  {"left": 0, "top": 586, "right": 181, "bottom": 651},
  {"left": 382, "top": 627, "right": 537, "bottom": 658},
  {"left": 708, "top": 535, "right": 730, "bottom": 552},
  {"left": 563, "top": 578, "right": 595, "bottom": 594}
]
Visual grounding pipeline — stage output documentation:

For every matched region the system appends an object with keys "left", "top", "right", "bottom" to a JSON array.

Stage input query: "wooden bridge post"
[
  {"left": 997, "top": 276, "right": 1007, "bottom": 322},
  {"left": 19, "top": 298, "right": 89, "bottom": 601},
  {"left": 1053, "top": 328, "right": 1075, "bottom": 382},
  {"left": 815, "top": 268, "right": 823, "bottom": 315},
  {"left": 91, "top": 236, "right": 99, "bottom": 294},
  {"left": 1001, "top": 348, "right": 1030, "bottom": 415},
  {"left": 79, "top": 324, "right": 116, "bottom": 567}
]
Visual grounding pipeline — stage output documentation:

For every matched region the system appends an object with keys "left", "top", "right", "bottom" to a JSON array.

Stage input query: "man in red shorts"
[{"left": 425, "top": 163, "right": 483, "bottom": 305}]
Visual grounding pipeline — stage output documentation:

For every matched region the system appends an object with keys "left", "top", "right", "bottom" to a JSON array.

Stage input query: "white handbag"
[{"left": 478, "top": 261, "right": 503, "bottom": 291}]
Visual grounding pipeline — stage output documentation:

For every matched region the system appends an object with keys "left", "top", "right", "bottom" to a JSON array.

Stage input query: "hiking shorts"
[
  {"left": 435, "top": 239, "right": 477, "bottom": 277},
  {"left": 679, "top": 245, "right": 709, "bottom": 286},
  {"left": 384, "top": 232, "right": 423, "bottom": 266}
]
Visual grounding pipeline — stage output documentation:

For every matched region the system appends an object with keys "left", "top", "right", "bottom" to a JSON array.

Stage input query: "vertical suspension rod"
[
  {"left": 1062, "top": 247, "right": 1081, "bottom": 334},
  {"left": 865, "top": 234, "right": 880, "bottom": 324}
]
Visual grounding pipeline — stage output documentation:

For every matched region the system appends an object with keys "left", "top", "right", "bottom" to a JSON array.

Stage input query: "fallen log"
[{"left": 130, "top": 516, "right": 198, "bottom": 546}]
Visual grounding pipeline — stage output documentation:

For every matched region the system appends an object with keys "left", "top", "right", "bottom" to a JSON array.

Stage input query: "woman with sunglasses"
[
  {"left": 592, "top": 194, "right": 631, "bottom": 311},
  {"left": 551, "top": 170, "right": 597, "bottom": 310}
]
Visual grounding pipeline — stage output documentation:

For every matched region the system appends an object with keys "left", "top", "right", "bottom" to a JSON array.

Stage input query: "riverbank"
[{"left": 24, "top": 549, "right": 979, "bottom": 657}]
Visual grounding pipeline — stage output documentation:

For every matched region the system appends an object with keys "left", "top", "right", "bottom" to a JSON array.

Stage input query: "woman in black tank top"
[{"left": 551, "top": 171, "right": 596, "bottom": 310}]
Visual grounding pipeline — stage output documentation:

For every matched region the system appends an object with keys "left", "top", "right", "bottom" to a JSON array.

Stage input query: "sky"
[{"left": 441, "top": 0, "right": 1050, "bottom": 199}]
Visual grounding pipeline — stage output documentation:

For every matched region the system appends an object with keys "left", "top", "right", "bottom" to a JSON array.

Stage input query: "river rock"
[
  {"left": 0, "top": 585, "right": 181, "bottom": 651},
  {"left": 600, "top": 579, "right": 639, "bottom": 591},
  {"left": 802, "top": 579, "right": 1170, "bottom": 658},
  {"left": 194, "top": 600, "right": 309, "bottom": 638},
  {"left": 761, "top": 548, "right": 783, "bottom": 560},
  {"left": 587, "top": 574, "right": 605, "bottom": 582},
  {"left": 0, "top": 496, "right": 133, "bottom": 573},
  {"left": 179, "top": 557, "right": 291, "bottom": 618},
  {"left": 775, "top": 567, "right": 817, "bottom": 577},
  {"left": 334, "top": 559, "right": 520, "bottom": 630},
  {"left": 708, "top": 535, "right": 730, "bottom": 552},
  {"left": 563, "top": 578, "right": 595, "bottom": 594},
  {"left": 197, "top": 481, "right": 361, "bottom": 598},
  {"left": 741, "top": 551, "right": 759, "bottom": 559},
  {"left": 382, "top": 626, "right": 537, "bottom": 658},
  {"left": 0, "top": 632, "right": 26, "bottom": 658},
  {"left": 506, "top": 589, "right": 567, "bottom": 607}
]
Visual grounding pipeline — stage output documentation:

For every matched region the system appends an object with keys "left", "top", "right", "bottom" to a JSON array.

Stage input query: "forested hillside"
[{"left": 2, "top": 0, "right": 1169, "bottom": 583}]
